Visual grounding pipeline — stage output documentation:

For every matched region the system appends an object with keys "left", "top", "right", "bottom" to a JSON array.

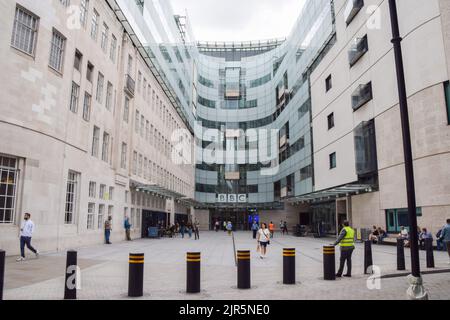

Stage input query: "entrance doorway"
[
  {"left": 210, "top": 209, "right": 256, "bottom": 231},
  {"left": 142, "top": 210, "right": 167, "bottom": 238}
]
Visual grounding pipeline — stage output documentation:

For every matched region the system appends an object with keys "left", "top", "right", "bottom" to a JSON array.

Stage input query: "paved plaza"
[{"left": 3, "top": 231, "right": 450, "bottom": 300}]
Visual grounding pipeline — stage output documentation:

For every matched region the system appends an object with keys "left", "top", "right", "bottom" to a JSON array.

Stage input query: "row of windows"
[
  {"left": 91, "top": 127, "right": 112, "bottom": 163},
  {"left": 88, "top": 182, "right": 114, "bottom": 201},
  {"left": 86, "top": 202, "right": 114, "bottom": 230},
  {"left": 195, "top": 183, "right": 258, "bottom": 194}
]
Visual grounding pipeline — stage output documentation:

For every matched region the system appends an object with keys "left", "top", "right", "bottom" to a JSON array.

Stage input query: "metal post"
[
  {"left": 388, "top": 0, "right": 427, "bottom": 300},
  {"left": 237, "top": 250, "right": 251, "bottom": 289},
  {"left": 364, "top": 240, "right": 373, "bottom": 274},
  {"left": 283, "top": 248, "right": 296, "bottom": 285},
  {"left": 323, "top": 246, "right": 336, "bottom": 281},
  {"left": 186, "top": 252, "right": 201, "bottom": 293},
  {"left": 397, "top": 238, "right": 406, "bottom": 271},
  {"left": 64, "top": 250, "right": 78, "bottom": 300},
  {"left": 0, "top": 250, "right": 5, "bottom": 301},
  {"left": 425, "top": 238, "right": 435, "bottom": 268},
  {"left": 128, "top": 253, "right": 144, "bottom": 297}
]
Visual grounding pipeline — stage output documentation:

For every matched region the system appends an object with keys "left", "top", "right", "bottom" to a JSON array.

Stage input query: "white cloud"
[{"left": 170, "top": 0, "right": 306, "bottom": 42}]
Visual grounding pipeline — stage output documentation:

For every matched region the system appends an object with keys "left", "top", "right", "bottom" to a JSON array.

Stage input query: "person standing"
[
  {"left": 439, "top": 219, "right": 450, "bottom": 264},
  {"left": 194, "top": 220, "right": 200, "bottom": 240},
  {"left": 279, "top": 220, "right": 284, "bottom": 235},
  {"left": 180, "top": 220, "right": 186, "bottom": 239},
  {"left": 223, "top": 220, "right": 227, "bottom": 232},
  {"left": 226, "top": 221, "right": 233, "bottom": 235},
  {"left": 251, "top": 221, "right": 259, "bottom": 239},
  {"left": 419, "top": 228, "right": 433, "bottom": 250},
  {"left": 104, "top": 216, "right": 113, "bottom": 244},
  {"left": 332, "top": 221, "right": 355, "bottom": 277},
  {"left": 16, "top": 213, "right": 39, "bottom": 262},
  {"left": 187, "top": 221, "right": 193, "bottom": 238},
  {"left": 215, "top": 220, "right": 220, "bottom": 232},
  {"left": 269, "top": 221, "right": 275, "bottom": 238},
  {"left": 257, "top": 223, "right": 271, "bottom": 259},
  {"left": 124, "top": 216, "right": 132, "bottom": 241},
  {"left": 283, "top": 221, "right": 288, "bottom": 235}
]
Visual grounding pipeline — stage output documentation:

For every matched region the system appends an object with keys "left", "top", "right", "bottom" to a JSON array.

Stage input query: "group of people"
[
  {"left": 397, "top": 222, "right": 450, "bottom": 252},
  {"left": 177, "top": 220, "right": 201, "bottom": 240},
  {"left": 213, "top": 220, "right": 234, "bottom": 235},
  {"left": 368, "top": 226, "right": 388, "bottom": 244}
]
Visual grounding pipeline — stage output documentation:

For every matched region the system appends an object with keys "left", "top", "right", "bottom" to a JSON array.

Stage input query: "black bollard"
[
  {"left": 425, "top": 238, "right": 435, "bottom": 268},
  {"left": 397, "top": 238, "right": 406, "bottom": 271},
  {"left": 283, "top": 248, "right": 296, "bottom": 285},
  {"left": 128, "top": 253, "right": 144, "bottom": 297},
  {"left": 364, "top": 241, "right": 373, "bottom": 274},
  {"left": 323, "top": 246, "right": 336, "bottom": 281},
  {"left": 64, "top": 250, "right": 78, "bottom": 300},
  {"left": 186, "top": 252, "right": 201, "bottom": 293},
  {"left": 237, "top": 250, "right": 251, "bottom": 289},
  {"left": 0, "top": 250, "right": 5, "bottom": 301}
]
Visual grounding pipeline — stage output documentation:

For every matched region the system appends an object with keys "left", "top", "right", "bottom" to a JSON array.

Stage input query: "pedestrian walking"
[
  {"left": 187, "top": 221, "right": 193, "bottom": 238},
  {"left": 104, "top": 216, "right": 113, "bottom": 244},
  {"left": 332, "top": 220, "right": 355, "bottom": 277},
  {"left": 279, "top": 220, "right": 283, "bottom": 235},
  {"left": 269, "top": 221, "right": 274, "bottom": 238},
  {"left": 16, "top": 213, "right": 39, "bottom": 262},
  {"left": 124, "top": 215, "right": 132, "bottom": 241},
  {"left": 257, "top": 223, "right": 271, "bottom": 259},
  {"left": 283, "top": 221, "right": 288, "bottom": 235},
  {"left": 223, "top": 221, "right": 227, "bottom": 232},
  {"left": 226, "top": 221, "right": 233, "bottom": 235},
  {"left": 180, "top": 220, "right": 186, "bottom": 238},
  {"left": 251, "top": 221, "right": 259, "bottom": 239},
  {"left": 438, "top": 219, "right": 450, "bottom": 264},
  {"left": 194, "top": 220, "right": 200, "bottom": 240},
  {"left": 215, "top": 220, "right": 220, "bottom": 232}
]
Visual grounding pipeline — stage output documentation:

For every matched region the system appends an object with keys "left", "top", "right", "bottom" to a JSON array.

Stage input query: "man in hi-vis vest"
[{"left": 332, "top": 220, "right": 355, "bottom": 278}]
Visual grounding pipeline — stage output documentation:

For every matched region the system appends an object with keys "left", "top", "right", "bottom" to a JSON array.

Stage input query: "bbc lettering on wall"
[{"left": 217, "top": 194, "right": 247, "bottom": 203}]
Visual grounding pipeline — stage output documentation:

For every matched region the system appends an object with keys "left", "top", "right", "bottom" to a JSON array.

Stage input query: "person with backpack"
[{"left": 257, "top": 223, "right": 271, "bottom": 259}]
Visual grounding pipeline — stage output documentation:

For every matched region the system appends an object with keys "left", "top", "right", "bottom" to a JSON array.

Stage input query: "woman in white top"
[{"left": 257, "top": 223, "right": 271, "bottom": 259}]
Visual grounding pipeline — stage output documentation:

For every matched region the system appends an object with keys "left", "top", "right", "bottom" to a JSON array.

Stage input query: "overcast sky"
[{"left": 170, "top": 0, "right": 306, "bottom": 42}]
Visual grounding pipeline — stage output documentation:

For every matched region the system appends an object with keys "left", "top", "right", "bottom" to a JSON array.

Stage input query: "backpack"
[{"left": 436, "top": 229, "right": 442, "bottom": 238}]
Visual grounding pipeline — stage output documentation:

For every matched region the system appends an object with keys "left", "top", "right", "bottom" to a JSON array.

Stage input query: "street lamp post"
[{"left": 387, "top": 0, "right": 427, "bottom": 300}]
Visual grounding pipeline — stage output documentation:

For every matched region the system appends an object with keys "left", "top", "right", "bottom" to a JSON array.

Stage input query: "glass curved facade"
[{"left": 116, "top": 0, "right": 336, "bottom": 209}]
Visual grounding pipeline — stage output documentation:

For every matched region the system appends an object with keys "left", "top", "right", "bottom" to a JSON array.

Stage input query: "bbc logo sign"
[{"left": 217, "top": 194, "right": 247, "bottom": 203}]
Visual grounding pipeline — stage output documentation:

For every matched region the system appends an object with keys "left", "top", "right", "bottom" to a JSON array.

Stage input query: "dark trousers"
[
  {"left": 20, "top": 236, "right": 37, "bottom": 258},
  {"left": 337, "top": 248, "right": 354, "bottom": 276},
  {"left": 105, "top": 229, "right": 111, "bottom": 243},
  {"left": 252, "top": 230, "right": 257, "bottom": 239},
  {"left": 125, "top": 228, "right": 131, "bottom": 241},
  {"left": 195, "top": 229, "right": 200, "bottom": 240}
]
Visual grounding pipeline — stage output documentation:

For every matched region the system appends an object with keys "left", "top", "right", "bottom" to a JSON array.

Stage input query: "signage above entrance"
[{"left": 217, "top": 194, "right": 247, "bottom": 203}]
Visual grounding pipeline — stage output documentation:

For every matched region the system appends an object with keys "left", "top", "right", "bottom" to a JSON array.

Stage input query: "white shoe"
[
  {"left": 35, "top": 251, "right": 39, "bottom": 259},
  {"left": 16, "top": 257, "right": 25, "bottom": 262}
]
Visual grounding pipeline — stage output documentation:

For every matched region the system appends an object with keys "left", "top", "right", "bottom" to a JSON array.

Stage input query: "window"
[
  {"left": 49, "top": 29, "right": 66, "bottom": 73},
  {"left": 349, "top": 35, "right": 368, "bottom": 67},
  {"left": 101, "top": 132, "right": 110, "bottom": 163},
  {"left": 300, "top": 165, "right": 312, "bottom": 181},
  {"left": 105, "top": 82, "right": 113, "bottom": 111},
  {"left": 91, "top": 126, "right": 100, "bottom": 157},
  {"left": 11, "top": 6, "right": 39, "bottom": 56},
  {"left": 329, "top": 152, "right": 337, "bottom": 169},
  {"left": 69, "top": 82, "right": 80, "bottom": 113},
  {"left": 386, "top": 208, "right": 422, "bottom": 233},
  {"left": 135, "top": 110, "right": 140, "bottom": 133},
  {"left": 0, "top": 156, "right": 19, "bottom": 224},
  {"left": 74, "top": 50, "right": 83, "bottom": 71},
  {"left": 88, "top": 181, "right": 96, "bottom": 198},
  {"left": 121, "top": 143, "right": 127, "bottom": 169},
  {"left": 96, "top": 72, "right": 104, "bottom": 103},
  {"left": 110, "top": 34, "right": 117, "bottom": 62},
  {"left": 444, "top": 81, "right": 450, "bottom": 125},
  {"left": 138, "top": 154, "right": 143, "bottom": 176},
  {"left": 354, "top": 119, "right": 378, "bottom": 176},
  {"left": 137, "top": 72, "right": 142, "bottom": 94},
  {"left": 80, "top": 0, "right": 89, "bottom": 27},
  {"left": 109, "top": 187, "right": 114, "bottom": 201},
  {"left": 146, "top": 121, "right": 150, "bottom": 141},
  {"left": 90, "top": 9, "right": 99, "bottom": 40},
  {"left": 133, "top": 152, "right": 138, "bottom": 175},
  {"left": 108, "top": 205, "right": 113, "bottom": 219},
  {"left": 82, "top": 92, "right": 91, "bottom": 121},
  {"left": 59, "top": 0, "right": 71, "bottom": 6},
  {"left": 344, "top": 0, "right": 364, "bottom": 25},
  {"left": 327, "top": 112, "right": 335, "bottom": 130},
  {"left": 99, "top": 184, "right": 106, "bottom": 199},
  {"left": 140, "top": 116, "right": 144, "bottom": 138},
  {"left": 65, "top": 171, "right": 79, "bottom": 224},
  {"left": 127, "top": 55, "right": 133, "bottom": 75},
  {"left": 352, "top": 82, "right": 373, "bottom": 111},
  {"left": 98, "top": 204, "right": 104, "bottom": 229},
  {"left": 87, "top": 203, "right": 95, "bottom": 230},
  {"left": 86, "top": 62, "right": 94, "bottom": 82},
  {"left": 123, "top": 97, "right": 130, "bottom": 123},
  {"left": 100, "top": 23, "right": 109, "bottom": 52},
  {"left": 325, "top": 75, "right": 332, "bottom": 92}
]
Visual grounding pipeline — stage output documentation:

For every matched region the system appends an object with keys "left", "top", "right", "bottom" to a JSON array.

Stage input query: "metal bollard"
[
  {"left": 128, "top": 253, "right": 144, "bottom": 297},
  {"left": 323, "top": 246, "right": 336, "bottom": 281},
  {"left": 283, "top": 248, "right": 296, "bottom": 285},
  {"left": 237, "top": 250, "right": 251, "bottom": 289},
  {"left": 425, "top": 238, "right": 435, "bottom": 268},
  {"left": 397, "top": 238, "right": 406, "bottom": 271},
  {"left": 0, "top": 250, "right": 5, "bottom": 301},
  {"left": 364, "top": 241, "right": 373, "bottom": 274},
  {"left": 186, "top": 252, "right": 201, "bottom": 293},
  {"left": 64, "top": 250, "right": 78, "bottom": 300}
]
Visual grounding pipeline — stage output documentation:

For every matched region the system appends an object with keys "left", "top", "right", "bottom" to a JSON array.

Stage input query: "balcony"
[
  {"left": 344, "top": 0, "right": 364, "bottom": 25},
  {"left": 349, "top": 35, "right": 368, "bottom": 67},
  {"left": 124, "top": 74, "right": 135, "bottom": 97},
  {"left": 352, "top": 82, "right": 373, "bottom": 111}
]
